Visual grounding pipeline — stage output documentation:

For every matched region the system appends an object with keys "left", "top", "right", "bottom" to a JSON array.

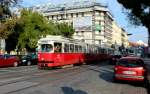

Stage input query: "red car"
[
  {"left": 114, "top": 56, "right": 147, "bottom": 82},
  {"left": 0, "top": 54, "right": 19, "bottom": 67}
]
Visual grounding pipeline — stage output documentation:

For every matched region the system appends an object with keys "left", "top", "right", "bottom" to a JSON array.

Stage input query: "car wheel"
[
  {"left": 143, "top": 77, "right": 149, "bottom": 87},
  {"left": 113, "top": 75, "right": 118, "bottom": 82},
  {"left": 27, "top": 61, "right": 31, "bottom": 66},
  {"left": 13, "top": 62, "right": 18, "bottom": 67}
]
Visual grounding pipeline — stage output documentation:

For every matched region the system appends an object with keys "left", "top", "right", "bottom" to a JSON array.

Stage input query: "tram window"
[
  {"left": 104, "top": 49, "right": 107, "bottom": 54},
  {"left": 54, "top": 43, "right": 62, "bottom": 53},
  {"left": 70, "top": 44, "right": 74, "bottom": 52},
  {"left": 41, "top": 44, "right": 53, "bottom": 52},
  {"left": 79, "top": 46, "right": 82, "bottom": 52},
  {"left": 64, "top": 44, "right": 69, "bottom": 52},
  {"left": 75, "top": 45, "right": 79, "bottom": 52},
  {"left": 101, "top": 49, "right": 104, "bottom": 54},
  {"left": 95, "top": 48, "right": 98, "bottom": 54},
  {"left": 98, "top": 48, "right": 101, "bottom": 53}
]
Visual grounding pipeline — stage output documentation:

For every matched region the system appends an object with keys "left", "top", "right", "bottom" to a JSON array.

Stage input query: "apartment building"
[
  {"left": 31, "top": 1, "right": 113, "bottom": 47},
  {"left": 112, "top": 21, "right": 129, "bottom": 48}
]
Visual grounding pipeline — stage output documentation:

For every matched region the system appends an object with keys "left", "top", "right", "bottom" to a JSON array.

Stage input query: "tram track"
[
  {"left": 0, "top": 65, "right": 89, "bottom": 87},
  {"left": 3, "top": 65, "right": 91, "bottom": 94},
  {"left": 0, "top": 65, "right": 79, "bottom": 79}
]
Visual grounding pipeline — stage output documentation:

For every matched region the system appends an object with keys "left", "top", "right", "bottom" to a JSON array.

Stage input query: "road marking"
[
  {"left": 0, "top": 81, "right": 38, "bottom": 94},
  {"left": 0, "top": 67, "right": 38, "bottom": 73},
  {"left": 0, "top": 77, "right": 25, "bottom": 83}
]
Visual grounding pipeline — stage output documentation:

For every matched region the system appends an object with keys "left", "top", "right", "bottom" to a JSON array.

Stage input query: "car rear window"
[
  {"left": 113, "top": 55, "right": 121, "bottom": 58},
  {"left": 117, "top": 59, "right": 144, "bottom": 67}
]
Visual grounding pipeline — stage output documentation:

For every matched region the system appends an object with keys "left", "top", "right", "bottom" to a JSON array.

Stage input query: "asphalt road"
[{"left": 0, "top": 61, "right": 148, "bottom": 94}]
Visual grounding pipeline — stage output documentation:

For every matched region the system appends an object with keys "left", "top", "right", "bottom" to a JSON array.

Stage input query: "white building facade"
[{"left": 31, "top": 1, "right": 122, "bottom": 48}]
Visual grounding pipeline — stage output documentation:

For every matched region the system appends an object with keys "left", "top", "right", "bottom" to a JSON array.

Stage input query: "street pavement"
[
  {"left": 0, "top": 61, "right": 148, "bottom": 94},
  {"left": 143, "top": 58, "right": 150, "bottom": 94}
]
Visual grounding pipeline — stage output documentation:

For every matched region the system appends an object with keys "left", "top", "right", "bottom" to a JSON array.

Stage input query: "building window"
[
  {"left": 81, "top": 12, "right": 84, "bottom": 17},
  {"left": 99, "top": 40, "right": 101, "bottom": 45},
  {"left": 82, "top": 39, "right": 85, "bottom": 42},
  {"left": 66, "top": 14, "right": 68, "bottom": 18},
  {"left": 76, "top": 13, "right": 78, "bottom": 17},
  {"left": 51, "top": 16, "right": 54, "bottom": 20},
  {"left": 71, "top": 13, "right": 73, "bottom": 18},
  {"left": 60, "top": 14, "right": 63, "bottom": 19},
  {"left": 81, "top": 31, "right": 84, "bottom": 35}
]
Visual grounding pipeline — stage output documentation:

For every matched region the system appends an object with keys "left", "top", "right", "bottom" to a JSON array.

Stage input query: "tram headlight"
[{"left": 41, "top": 58, "right": 44, "bottom": 61}]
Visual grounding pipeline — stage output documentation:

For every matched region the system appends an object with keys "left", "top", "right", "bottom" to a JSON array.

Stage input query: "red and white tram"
[{"left": 37, "top": 35, "right": 113, "bottom": 68}]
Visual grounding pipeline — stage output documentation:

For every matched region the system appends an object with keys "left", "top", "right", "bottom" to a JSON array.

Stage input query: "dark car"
[
  {"left": 0, "top": 54, "right": 19, "bottom": 67},
  {"left": 20, "top": 54, "right": 37, "bottom": 66},
  {"left": 109, "top": 55, "right": 122, "bottom": 65},
  {"left": 114, "top": 56, "right": 148, "bottom": 83}
]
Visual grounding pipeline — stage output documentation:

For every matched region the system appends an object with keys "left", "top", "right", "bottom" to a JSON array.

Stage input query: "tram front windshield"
[{"left": 41, "top": 44, "right": 53, "bottom": 52}]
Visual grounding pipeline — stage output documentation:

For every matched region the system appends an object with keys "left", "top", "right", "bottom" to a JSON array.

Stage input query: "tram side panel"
[{"left": 38, "top": 52, "right": 85, "bottom": 68}]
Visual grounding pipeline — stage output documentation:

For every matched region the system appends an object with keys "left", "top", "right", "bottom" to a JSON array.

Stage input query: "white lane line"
[
  {"left": 0, "top": 81, "right": 38, "bottom": 94},
  {"left": 0, "top": 67, "right": 38, "bottom": 73},
  {"left": 0, "top": 77, "right": 25, "bottom": 83}
]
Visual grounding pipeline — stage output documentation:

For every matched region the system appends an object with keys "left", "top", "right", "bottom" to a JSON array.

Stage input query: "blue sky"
[{"left": 22, "top": 0, "right": 148, "bottom": 43}]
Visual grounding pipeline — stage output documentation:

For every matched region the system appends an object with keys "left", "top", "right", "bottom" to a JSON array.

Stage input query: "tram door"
[{"left": 54, "top": 42, "right": 64, "bottom": 65}]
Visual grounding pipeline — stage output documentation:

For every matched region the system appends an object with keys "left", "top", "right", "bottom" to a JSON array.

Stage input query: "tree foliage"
[
  {"left": 4, "top": 17, "right": 21, "bottom": 52},
  {"left": 1, "top": 9, "right": 74, "bottom": 52},
  {"left": 0, "top": 17, "right": 17, "bottom": 39},
  {"left": 56, "top": 23, "right": 74, "bottom": 38},
  {"left": 17, "top": 9, "right": 58, "bottom": 51},
  {"left": 17, "top": 9, "right": 74, "bottom": 51},
  {"left": 0, "top": 0, "right": 20, "bottom": 51},
  {"left": 117, "top": 0, "right": 150, "bottom": 45}
]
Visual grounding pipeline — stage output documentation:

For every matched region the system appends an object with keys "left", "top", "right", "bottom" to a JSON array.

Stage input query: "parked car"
[
  {"left": 0, "top": 54, "right": 19, "bottom": 67},
  {"left": 20, "top": 54, "right": 37, "bottom": 66},
  {"left": 114, "top": 56, "right": 148, "bottom": 83},
  {"left": 109, "top": 55, "right": 122, "bottom": 65}
]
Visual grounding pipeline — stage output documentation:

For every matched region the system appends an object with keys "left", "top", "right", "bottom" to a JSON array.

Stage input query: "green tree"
[
  {"left": 1, "top": 9, "right": 75, "bottom": 52},
  {"left": 117, "top": 0, "right": 150, "bottom": 46},
  {"left": 17, "top": 9, "right": 58, "bottom": 51},
  {"left": 0, "top": 23, "right": 9, "bottom": 39},
  {"left": 4, "top": 17, "right": 20, "bottom": 52},
  {"left": 0, "top": 0, "right": 20, "bottom": 52},
  {"left": 56, "top": 23, "right": 74, "bottom": 38}
]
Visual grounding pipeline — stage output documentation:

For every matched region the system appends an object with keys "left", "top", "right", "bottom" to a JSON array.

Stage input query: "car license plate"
[{"left": 123, "top": 71, "right": 136, "bottom": 74}]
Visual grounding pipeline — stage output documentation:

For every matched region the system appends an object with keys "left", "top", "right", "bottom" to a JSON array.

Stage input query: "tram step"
[{"left": 61, "top": 64, "right": 73, "bottom": 68}]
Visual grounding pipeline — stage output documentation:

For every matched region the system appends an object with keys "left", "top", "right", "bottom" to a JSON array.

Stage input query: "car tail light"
[{"left": 138, "top": 67, "right": 143, "bottom": 70}]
